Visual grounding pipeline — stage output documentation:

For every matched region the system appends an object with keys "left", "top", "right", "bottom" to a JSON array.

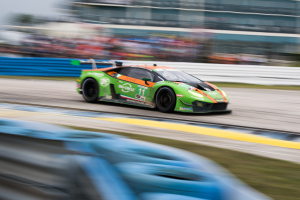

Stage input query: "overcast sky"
[{"left": 0, "top": 0, "right": 65, "bottom": 26}]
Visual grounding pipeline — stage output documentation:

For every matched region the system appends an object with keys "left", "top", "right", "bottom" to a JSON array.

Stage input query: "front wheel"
[
  {"left": 82, "top": 78, "right": 99, "bottom": 103},
  {"left": 155, "top": 87, "right": 176, "bottom": 113}
]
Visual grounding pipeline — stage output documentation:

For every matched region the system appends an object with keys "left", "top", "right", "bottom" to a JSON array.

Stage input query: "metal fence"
[
  {"left": 0, "top": 57, "right": 299, "bottom": 85},
  {"left": 122, "top": 60, "right": 300, "bottom": 86}
]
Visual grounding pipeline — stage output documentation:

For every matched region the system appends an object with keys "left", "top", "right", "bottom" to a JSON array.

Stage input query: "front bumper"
[
  {"left": 192, "top": 101, "right": 228, "bottom": 112},
  {"left": 176, "top": 101, "right": 231, "bottom": 113}
]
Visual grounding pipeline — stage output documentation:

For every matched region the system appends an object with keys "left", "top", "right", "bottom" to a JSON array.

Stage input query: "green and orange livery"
[{"left": 73, "top": 60, "right": 230, "bottom": 113}]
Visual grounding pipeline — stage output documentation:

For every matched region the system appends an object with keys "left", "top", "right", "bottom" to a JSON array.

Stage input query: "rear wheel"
[
  {"left": 82, "top": 78, "right": 99, "bottom": 103},
  {"left": 156, "top": 87, "right": 176, "bottom": 113}
]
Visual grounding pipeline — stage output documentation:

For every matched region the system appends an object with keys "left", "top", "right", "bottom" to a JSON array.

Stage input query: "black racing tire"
[
  {"left": 82, "top": 78, "right": 99, "bottom": 103},
  {"left": 156, "top": 87, "right": 176, "bottom": 113}
]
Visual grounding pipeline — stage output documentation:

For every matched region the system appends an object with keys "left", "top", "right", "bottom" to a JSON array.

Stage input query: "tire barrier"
[{"left": 0, "top": 118, "right": 271, "bottom": 200}]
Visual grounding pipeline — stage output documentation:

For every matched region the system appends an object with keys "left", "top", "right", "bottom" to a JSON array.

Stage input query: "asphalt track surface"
[
  {"left": 0, "top": 78, "right": 299, "bottom": 133},
  {"left": 0, "top": 78, "right": 300, "bottom": 163}
]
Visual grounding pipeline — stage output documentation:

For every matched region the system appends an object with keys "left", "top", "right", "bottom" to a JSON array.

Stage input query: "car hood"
[
  {"left": 175, "top": 81, "right": 228, "bottom": 103},
  {"left": 182, "top": 81, "right": 216, "bottom": 92}
]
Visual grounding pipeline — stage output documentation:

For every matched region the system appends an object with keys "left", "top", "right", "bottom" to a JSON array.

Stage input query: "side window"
[
  {"left": 118, "top": 68, "right": 130, "bottom": 76},
  {"left": 127, "top": 68, "right": 154, "bottom": 81},
  {"left": 109, "top": 68, "right": 130, "bottom": 76},
  {"left": 153, "top": 75, "right": 164, "bottom": 83}
]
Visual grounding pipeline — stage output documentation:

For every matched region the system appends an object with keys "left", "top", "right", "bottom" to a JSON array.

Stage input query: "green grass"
[
  {"left": 1, "top": 76, "right": 300, "bottom": 90},
  {"left": 69, "top": 126, "right": 300, "bottom": 200}
]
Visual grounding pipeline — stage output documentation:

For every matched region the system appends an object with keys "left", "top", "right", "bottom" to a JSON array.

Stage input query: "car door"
[{"left": 115, "top": 68, "right": 155, "bottom": 103}]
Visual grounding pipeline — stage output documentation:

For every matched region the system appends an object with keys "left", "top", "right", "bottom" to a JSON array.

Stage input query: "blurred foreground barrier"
[
  {"left": 0, "top": 118, "right": 271, "bottom": 200},
  {"left": 92, "top": 139, "right": 195, "bottom": 167},
  {"left": 116, "top": 162, "right": 221, "bottom": 199},
  {"left": 0, "top": 56, "right": 300, "bottom": 85}
]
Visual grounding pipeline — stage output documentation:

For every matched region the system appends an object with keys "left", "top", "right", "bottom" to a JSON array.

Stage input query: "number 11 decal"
[
  {"left": 136, "top": 85, "right": 148, "bottom": 101},
  {"left": 139, "top": 87, "right": 146, "bottom": 96}
]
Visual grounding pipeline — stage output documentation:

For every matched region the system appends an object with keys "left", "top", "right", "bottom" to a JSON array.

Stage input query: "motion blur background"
[{"left": 0, "top": 0, "right": 299, "bottom": 66}]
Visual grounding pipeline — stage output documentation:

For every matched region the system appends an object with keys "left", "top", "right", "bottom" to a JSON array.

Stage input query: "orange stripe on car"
[
  {"left": 107, "top": 71, "right": 118, "bottom": 76},
  {"left": 193, "top": 88, "right": 217, "bottom": 103},
  {"left": 205, "top": 82, "right": 228, "bottom": 103},
  {"left": 118, "top": 75, "right": 155, "bottom": 87}
]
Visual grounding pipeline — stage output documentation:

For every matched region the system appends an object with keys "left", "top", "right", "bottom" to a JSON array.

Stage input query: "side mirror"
[{"left": 142, "top": 77, "right": 151, "bottom": 85}]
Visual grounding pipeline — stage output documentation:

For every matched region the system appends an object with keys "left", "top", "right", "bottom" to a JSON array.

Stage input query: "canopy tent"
[{"left": 38, "top": 22, "right": 99, "bottom": 38}]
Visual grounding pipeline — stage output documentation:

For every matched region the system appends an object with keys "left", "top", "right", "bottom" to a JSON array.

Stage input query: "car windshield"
[{"left": 156, "top": 69, "right": 200, "bottom": 83}]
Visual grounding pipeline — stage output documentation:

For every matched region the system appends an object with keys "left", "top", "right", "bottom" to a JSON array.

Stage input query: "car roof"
[{"left": 128, "top": 65, "right": 173, "bottom": 71}]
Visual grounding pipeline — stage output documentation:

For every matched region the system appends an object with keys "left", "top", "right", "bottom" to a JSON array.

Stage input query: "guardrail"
[
  {"left": 1, "top": 57, "right": 299, "bottom": 85},
  {"left": 122, "top": 61, "right": 300, "bottom": 86},
  {"left": 0, "top": 118, "right": 271, "bottom": 200}
]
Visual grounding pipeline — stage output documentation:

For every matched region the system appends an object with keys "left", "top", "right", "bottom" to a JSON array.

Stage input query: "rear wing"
[{"left": 71, "top": 59, "right": 122, "bottom": 69}]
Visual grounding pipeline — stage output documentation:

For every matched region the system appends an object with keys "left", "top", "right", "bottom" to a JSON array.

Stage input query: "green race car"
[{"left": 73, "top": 60, "right": 230, "bottom": 113}]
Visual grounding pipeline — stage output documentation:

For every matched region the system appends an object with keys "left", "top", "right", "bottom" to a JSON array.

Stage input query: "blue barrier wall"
[{"left": 0, "top": 57, "right": 109, "bottom": 77}]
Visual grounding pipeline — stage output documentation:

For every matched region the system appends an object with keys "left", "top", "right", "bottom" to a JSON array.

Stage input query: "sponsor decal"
[
  {"left": 165, "top": 81, "right": 177, "bottom": 84},
  {"left": 121, "top": 94, "right": 153, "bottom": 107},
  {"left": 178, "top": 83, "right": 195, "bottom": 91},
  {"left": 121, "top": 94, "right": 143, "bottom": 102},
  {"left": 119, "top": 83, "right": 135, "bottom": 93},
  {"left": 197, "top": 102, "right": 203, "bottom": 107},
  {"left": 179, "top": 83, "right": 194, "bottom": 90},
  {"left": 176, "top": 94, "right": 184, "bottom": 97},
  {"left": 135, "top": 94, "right": 146, "bottom": 101},
  {"left": 100, "top": 77, "right": 110, "bottom": 87},
  {"left": 126, "top": 99, "right": 147, "bottom": 105},
  {"left": 215, "top": 98, "right": 225, "bottom": 102},
  {"left": 87, "top": 72, "right": 104, "bottom": 77},
  {"left": 104, "top": 95, "right": 112, "bottom": 100},
  {"left": 208, "top": 91, "right": 218, "bottom": 96},
  {"left": 135, "top": 85, "right": 148, "bottom": 100},
  {"left": 179, "top": 107, "right": 193, "bottom": 111}
]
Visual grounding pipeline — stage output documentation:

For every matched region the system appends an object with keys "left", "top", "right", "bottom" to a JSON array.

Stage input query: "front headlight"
[{"left": 222, "top": 91, "right": 227, "bottom": 97}]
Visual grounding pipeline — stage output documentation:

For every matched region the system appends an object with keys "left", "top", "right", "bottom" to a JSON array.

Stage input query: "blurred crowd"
[
  {"left": 0, "top": 33, "right": 207, "bottom": 62},
  {"left": 0, "top": 32, "right": 271, "bottom": 65}
]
